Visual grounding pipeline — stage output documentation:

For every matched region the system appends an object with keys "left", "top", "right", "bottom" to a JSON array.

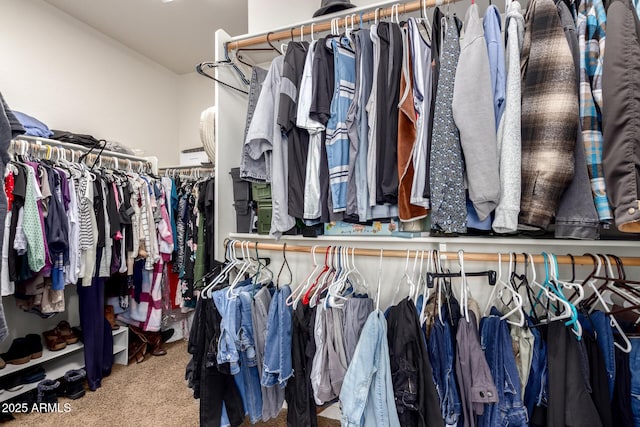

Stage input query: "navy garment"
[
  {"left": 524, "top": 320, "right": 547, "bottom": 421},
  {"left": 428, "top": 307, "right": 462, "bottom": 425},
  {"left": 77, "top": 272, "right": 113, "bottom": 390}
]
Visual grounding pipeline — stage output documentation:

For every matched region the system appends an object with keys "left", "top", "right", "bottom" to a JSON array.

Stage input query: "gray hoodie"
[
  {"left": 452, "top": 4, "right": 501, "bottom": 222},
  {"left": 493, "top": 1, "right": 525, "bottom": 234}
]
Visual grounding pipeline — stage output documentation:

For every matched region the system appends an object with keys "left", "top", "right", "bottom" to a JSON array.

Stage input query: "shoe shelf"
[
  {"left": 0, "top": 342, "right": 84, "bottom": 379},
  {"left": 0, "top": 348, "right": 84, "bottom": 403},
  {"left": 0, "top": 328, "right": 129, "bottom": 403},
  {"left": 112, "top": 326, "right": 128, "bottom": 367}
]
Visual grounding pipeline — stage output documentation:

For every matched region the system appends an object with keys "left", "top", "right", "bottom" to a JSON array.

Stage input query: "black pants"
[
  {"left": 285, "top": 305, "right": 318, "bottom": 427},
  {"left": 189, "top": 297, "right": 244, "bottom": 427}
]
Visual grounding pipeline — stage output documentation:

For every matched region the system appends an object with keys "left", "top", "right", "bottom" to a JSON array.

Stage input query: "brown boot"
[
  {"left": 144, "top": 331, "right": 167, "bottom": 356},
  {"left": 104, "top": 305, "right": 119, "bottom": 330}
]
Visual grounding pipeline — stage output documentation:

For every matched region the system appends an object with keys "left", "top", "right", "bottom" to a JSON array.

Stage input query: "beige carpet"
[{"left": 10, "top": 340, "right": 340, "bottom": 427}]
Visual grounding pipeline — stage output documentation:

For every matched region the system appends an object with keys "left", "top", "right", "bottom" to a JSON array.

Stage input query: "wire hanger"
[
  {"left": 276, "top": 243, "right": 293, "bottom": 288},
  {"left": 196, "top": 61, "right": 249, "bottom": 95}
]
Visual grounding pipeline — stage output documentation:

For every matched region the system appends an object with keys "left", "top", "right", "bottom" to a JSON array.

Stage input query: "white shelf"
[
  {"left": 113, "top": 345, "right": 126, "bottom": 355},
  {"left": 0, "top": 351, "right": 84, "bottom": 402},
  {"left": 0, "top": 342, "right": 83, "bottom": 379},
  {"left": 112, "top": 327, "right": 127, "bottom": 337},
  {"left": 229, "top": 232, "right": 640, "bottom": 248}
]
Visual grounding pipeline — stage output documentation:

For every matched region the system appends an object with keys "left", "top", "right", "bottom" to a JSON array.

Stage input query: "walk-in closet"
[{"left": 1, "top": 0, "right": 640, "bottom": 426}]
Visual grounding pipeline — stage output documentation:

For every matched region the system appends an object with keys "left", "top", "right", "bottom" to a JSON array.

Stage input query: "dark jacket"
[
  {"left": 386, "top": 298, "right": 443, "bottom": 427},
  {"left": 602, "top": 0, "right": 640, "bottom": 232}
]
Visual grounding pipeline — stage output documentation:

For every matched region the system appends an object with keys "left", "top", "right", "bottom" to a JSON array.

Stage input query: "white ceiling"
[{"left": 44, "top": 0, "right": 248, "bottom": 75}]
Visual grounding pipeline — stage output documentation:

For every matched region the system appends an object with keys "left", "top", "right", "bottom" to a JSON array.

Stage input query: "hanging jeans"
[
  {"left": 478, "top": 309, "right": 528, "bottom": 427},
  {"left": 428, "top": 309, "right": 462, "bottom": 426},
  {"left": 237, "top": 291, "right": 263, "bottom": 424},
  {"left": 523, "top": 321, "right": 547, "bottom": 421},
  {"left": 631, "top": 339, "right": 640, "bottom": 425},
  {"left": 262, "top": 286, "right": 293, "bottom": 388}
]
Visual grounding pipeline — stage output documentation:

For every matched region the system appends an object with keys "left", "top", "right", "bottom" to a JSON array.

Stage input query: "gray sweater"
[
  {"left": 493, "top": 1, "right": 525, "bottom": 233},
  {"left": 452, "top": 4, "right": 501, "bottom": 221}
]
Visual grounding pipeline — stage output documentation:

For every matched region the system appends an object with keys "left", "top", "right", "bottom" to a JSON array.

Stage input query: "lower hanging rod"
[{"left": 226, "top": 239, "right": 640, "bottom": 267}]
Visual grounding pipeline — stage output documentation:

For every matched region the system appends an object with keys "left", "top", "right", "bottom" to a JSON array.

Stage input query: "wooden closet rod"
[
  {"left": 226, "top": 0, "right": 454, "bottom": 51},
  {"left": 228, "top": 240, "right": 640, "bottom": 267}
]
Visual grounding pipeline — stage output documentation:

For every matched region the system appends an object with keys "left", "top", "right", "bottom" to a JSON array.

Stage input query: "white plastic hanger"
[
  {"left": 419, "top": 250, "right": 433, "bottom": 326},
  {"left": 391, "top": 250, "right": 414, "bottom": 306},
  {"left": 287, "top": 245, "right": 320, "bottom": 307},
  {"left": 375, "top": 249, "right": 384, "bottom": 311},
  {"left": 458, "top": 251, "right": 470, "bottom": 322}
]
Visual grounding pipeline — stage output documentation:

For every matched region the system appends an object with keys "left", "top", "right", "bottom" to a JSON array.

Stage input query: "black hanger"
[
  {"left": 196, "top": 62, "right": 249, "bottom": 95},
  {"left": 426, "top": 269, "right": 496, "bottom": 288},
  {"left": 276, "top": 243, "right": 292, "bottom": 288},
  {"left": 235, "top": 47, "right": 277, "bottom": 67},
  {"left": 266, "top": 32, "right": 282, "bottom": 55}
]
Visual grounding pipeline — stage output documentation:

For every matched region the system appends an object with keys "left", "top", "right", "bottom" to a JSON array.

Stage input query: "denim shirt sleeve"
[
  {"left": 340, "top": 311, "right": 400, "bottom": 427},
  {"left": 341, "top": 312, "right": 379, "bottom": 426}
]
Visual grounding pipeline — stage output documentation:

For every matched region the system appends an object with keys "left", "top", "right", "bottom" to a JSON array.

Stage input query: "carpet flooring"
[{"left": 9, "top": 339, "right": 340, "bottom": 427}]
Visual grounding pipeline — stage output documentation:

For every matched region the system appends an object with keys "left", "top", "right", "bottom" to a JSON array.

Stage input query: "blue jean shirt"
[
  {"left": 340, "top": 310, "right": 400, "bottom": 427},
  {"left": 213, "top": 280, "right": 253, "bottom": 375}
]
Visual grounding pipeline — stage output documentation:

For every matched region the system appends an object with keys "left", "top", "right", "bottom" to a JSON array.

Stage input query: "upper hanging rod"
[
  {"left": 226, "top": 240, "right": 640, "bottom": 267},
  {"left": 226, "top": 0, "right": 454, "bottom": 52},
  {"left": 15, "top": 135, "right": 152, "bottom": 165}
]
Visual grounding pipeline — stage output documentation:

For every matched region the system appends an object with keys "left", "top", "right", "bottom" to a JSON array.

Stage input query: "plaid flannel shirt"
[{"left": 578, "top": 0, "right": 611, "bottom": 221}]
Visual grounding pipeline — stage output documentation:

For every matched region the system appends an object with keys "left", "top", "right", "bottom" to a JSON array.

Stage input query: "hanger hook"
[
  {"left": 300, "top": 24, "right": 304, "bottom": 42},
  {"left": 310, "top": 22, "right": 316, "bottom": 42},
  {"left": 375, "top": 7, "right": 381, "bottom": 24},
  {"left": 266, "top": 31, "right": 282, "bottom": 54}
]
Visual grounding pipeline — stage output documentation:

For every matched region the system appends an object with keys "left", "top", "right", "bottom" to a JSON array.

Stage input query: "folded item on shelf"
[
  {"left": 12, "top": 111, "right": 53, "bottom": 138},
  {"left": 50, "top": 129, "right": 101, "bottom": 148}
]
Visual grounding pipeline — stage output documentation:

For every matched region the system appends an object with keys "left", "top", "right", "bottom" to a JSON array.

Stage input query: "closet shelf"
[
  {"left": 112, "top": 327, "right": 127, "bottom": 337},
  {"left": 228, "top": 233, "right": 640, "bottom": 248},
  {"left": 113, "top": 345, "right": 127, "bottom": 355},
  {"left": 0, "top": 358, "right": 84, "bottom": 403},
  {"left": 0, "top": 342, "right": 84, "bottom": 379}
]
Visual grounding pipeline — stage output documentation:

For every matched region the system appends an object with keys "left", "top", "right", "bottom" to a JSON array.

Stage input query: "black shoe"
[
  {"left": 161, "top": 328, "right": 175, "bottom": 343},
  {"left": 36, "top": 379, "right": 59, "bottom": 407},
  {"left": 0, "top": 373, "right": 23, "bottom": 392},
  {"left": 1, "top": 338, "right": 31, "bottom": 365},
  {"left": 61, "top": 369, "right": 86, "bottom": 400},
  {"left": 25, "top": 334, "right": 43, "bottom": 359},
  {"left": 20, "top": 366, "right": 46, "bottom": 384}
]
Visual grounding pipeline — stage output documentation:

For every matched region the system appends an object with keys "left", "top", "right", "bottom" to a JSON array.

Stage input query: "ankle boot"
[
  {"left": 145, "top": 331, "right": 167, "bottom": 356},
  {"left": 36, "top": 379, "right": 60, "bottom": 406},
  {"left": 104, "top": 305, "right": 119, "bottom": 330},
  {"left": 62, "top": 369, "right": 86, "bottom": 400}
]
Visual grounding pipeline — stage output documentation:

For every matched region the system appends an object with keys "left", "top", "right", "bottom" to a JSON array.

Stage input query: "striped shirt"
[{"left": 325, "top": 37, "right": 356, "bottom": 213}]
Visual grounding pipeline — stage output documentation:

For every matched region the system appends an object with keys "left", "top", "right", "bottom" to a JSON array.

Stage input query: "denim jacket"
[{"left": 340, "top": 310, "right": 400, "bottom": 427}]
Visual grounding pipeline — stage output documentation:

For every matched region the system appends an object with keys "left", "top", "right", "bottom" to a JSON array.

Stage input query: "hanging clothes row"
[
  {"left": 238, "top": 0, "right": 634, "bottom": 240},
  {"left": 188, "top": 239, "right": 640, "bottom": 427}
]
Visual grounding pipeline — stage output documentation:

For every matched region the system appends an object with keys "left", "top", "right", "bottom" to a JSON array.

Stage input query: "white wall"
[
  {"left": 178, "top": 72, "right": 215, "bottom": 156},
  {"left": 0, "top": 0, "right": 180, "bottom": 166}
]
